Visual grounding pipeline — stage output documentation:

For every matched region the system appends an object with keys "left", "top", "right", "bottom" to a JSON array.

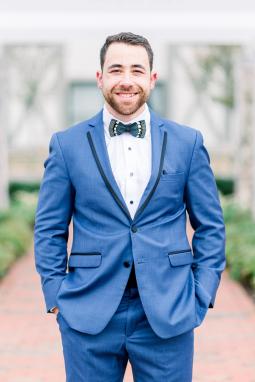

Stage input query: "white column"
[
  {"left": 0, "top": 46, "right": 9, "bottom": 210},
  {"left": 235, "top": 46, "right": 255, "bottom": 218}
]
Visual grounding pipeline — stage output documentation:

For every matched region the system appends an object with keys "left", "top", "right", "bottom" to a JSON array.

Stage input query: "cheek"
[
  {"left": 102, "top": 78, "right": 118, "bottom": 91},
  {"left": 138, "top": 80, "right": 152, "bottom": 92}
]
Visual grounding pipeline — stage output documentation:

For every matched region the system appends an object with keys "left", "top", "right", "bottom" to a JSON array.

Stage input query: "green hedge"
[
  {"left": 1, "top": 181, "right": 248, "bottom": 289},
  {"left": 0, "top": 192, "right": 37, "bottom": 278},
  {"left": 9, "top": 181, "right": 40, "bottom": 197},
  {"left": 216, "top": 178, "right": 234, "bottom": 196},
  {"left": 9, "top": 177, "right": 234, "bottom": 198},
  {"left": 223, "top": 198, "right": 255, "bottom": 291}
]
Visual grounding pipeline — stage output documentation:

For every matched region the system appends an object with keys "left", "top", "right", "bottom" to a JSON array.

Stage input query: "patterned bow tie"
[{"left": 109, "top": 119, "right": 146, "bottom": 138}]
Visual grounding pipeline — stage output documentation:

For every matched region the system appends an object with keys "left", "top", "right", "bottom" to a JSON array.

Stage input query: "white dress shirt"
[{"left": 103, "top": 103, "right": 151, "bottom": 219}]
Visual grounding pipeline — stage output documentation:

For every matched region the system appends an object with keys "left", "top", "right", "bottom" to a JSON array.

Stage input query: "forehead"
[{"left": 104, "top": 43, "right": 150, "bottom": 69}]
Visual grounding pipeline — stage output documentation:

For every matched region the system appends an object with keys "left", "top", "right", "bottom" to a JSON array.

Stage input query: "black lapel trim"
[
  {"left": 134, "top": 131, "right": 168, "bottom": 220},
  {"left": 87, "top": 131, "right": 132, "bottom": 221}
]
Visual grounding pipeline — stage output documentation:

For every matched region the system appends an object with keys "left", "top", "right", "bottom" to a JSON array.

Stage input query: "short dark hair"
[{"left": 100, "top": 32, "right": 154, "bottom": 71}]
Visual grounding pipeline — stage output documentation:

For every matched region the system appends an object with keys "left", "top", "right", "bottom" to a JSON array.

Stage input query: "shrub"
[
  {"left": 0, "top": 191, "right": 37, "bottom": 278},
  {"left": 216, "top": 177, "right": 234, "bottom": 196},
  {"left": 222, "top": 197, "right": 255, "bottom": 291},
  {"left": 9, "top": 181, "right": 40, "bottom": 197}
]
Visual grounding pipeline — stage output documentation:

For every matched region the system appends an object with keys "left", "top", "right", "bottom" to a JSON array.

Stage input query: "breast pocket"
[
  {"left": 160, "top": 171, "right": 185, "bottom": 182},
  {"left": 155, "top": 172, "right": 186, "bottom": 213}
]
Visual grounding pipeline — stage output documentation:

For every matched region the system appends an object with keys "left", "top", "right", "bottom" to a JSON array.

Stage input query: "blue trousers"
[{"left": 56, "top": 286, "right": 194, "bottom": 382}]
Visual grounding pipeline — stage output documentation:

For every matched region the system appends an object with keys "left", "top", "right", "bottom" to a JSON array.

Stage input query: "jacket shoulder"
[{"left": 161, "top": 118, "right": 199, "bottom": 145}]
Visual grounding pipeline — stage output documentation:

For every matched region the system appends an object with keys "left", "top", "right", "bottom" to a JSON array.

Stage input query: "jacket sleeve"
[
  {"left": 185, "top": 130, "right": 226, "bottom": 308},
  {"left": 34, "top": 133, "right": 74, "bottom": 313}
]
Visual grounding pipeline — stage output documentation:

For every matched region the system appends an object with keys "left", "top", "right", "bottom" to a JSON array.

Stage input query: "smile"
[{"left": 115, "top": 93, "right": 138, "bottom": 98}]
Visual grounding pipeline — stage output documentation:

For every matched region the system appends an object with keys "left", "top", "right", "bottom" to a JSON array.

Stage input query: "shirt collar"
[{"left": 103, "top": 103, "right": 151, "bottom": 139}]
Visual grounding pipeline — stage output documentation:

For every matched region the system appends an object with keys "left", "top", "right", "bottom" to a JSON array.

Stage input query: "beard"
[{"left": 102, "top": 86, "right": 149, "bottom": 116}]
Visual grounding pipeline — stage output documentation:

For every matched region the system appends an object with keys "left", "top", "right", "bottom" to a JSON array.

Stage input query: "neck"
[{"left": 105, "top": 103, "right": 146, "bottom": 122}]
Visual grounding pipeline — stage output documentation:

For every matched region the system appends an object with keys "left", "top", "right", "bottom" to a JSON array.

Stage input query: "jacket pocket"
[
  {"left": 160, "top": 171, "right": 184, "bottom": 182},
  {"left": 168, "top": 249, "right": 193, "bottom": 266},
  {"left": 68, "top": 253, "right": 102, "bottom": 268}
]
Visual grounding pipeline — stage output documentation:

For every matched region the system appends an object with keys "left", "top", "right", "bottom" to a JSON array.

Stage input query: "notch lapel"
[
  {"left": 132, "top": 110, "right": 166, "bottom": 223},
  {"left": 86, "top": 109, "right": 167, "bottom": 224},
  {"left": 87, "top": 111, "right": 132, "bottom": 221}
]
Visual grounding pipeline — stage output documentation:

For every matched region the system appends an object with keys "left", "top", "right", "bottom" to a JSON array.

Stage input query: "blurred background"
[{"left": 1, "top": 1, "right": 255, "bottom": 381}]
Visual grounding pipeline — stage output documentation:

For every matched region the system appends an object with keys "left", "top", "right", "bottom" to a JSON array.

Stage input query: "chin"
[
  {"left": 117, "top": 101, "right": 144, "bottom": 115},
  {"left": 118, "top": 107, "right": 140, "bottom": 116}
]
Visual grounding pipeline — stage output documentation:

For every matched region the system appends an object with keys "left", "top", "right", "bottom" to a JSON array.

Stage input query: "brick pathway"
[{"left": 0, "top": 249, "right": 255, "bottom": 381}]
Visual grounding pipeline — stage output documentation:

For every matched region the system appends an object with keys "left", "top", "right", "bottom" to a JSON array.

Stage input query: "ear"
[
  {"left": 96, "top": 71, "right": 103, "bottom": 89},
  {"left": 150, "top": 71, "right": 158, "bottom": 90}
]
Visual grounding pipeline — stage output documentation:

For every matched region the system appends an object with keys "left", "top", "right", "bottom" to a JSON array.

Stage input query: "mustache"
[{"left": 112, "top": 86, "right": 141, "bottom": 93}]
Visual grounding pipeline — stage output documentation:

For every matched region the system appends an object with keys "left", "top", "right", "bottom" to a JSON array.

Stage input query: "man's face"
[{"left": 96, "top": 43, "right": 157, "bottom": 120}]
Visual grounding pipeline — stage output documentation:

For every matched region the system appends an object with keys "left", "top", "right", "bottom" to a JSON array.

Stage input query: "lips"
[{"left": 115, "top": 92, "right": 138, "bottom": 98}]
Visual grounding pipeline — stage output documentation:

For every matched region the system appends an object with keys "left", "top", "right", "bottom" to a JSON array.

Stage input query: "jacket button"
[
  {"left": 123, "top": 261, "right": 131, "bottom": 268},
  {"left": 131, "top": 225, "right": 138, "bottom": 233}
]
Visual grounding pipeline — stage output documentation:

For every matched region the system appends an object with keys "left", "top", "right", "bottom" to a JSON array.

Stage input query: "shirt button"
[
  {"left": 123, "top": 261, "right": 131, "bottom": 268},
  {"left": 130, "top": 172, "right": 134, "bottom": 177},
  {"left": 131, "top": 225, "right": 138, "bottom": 233},
  {"left": 128, "top": 147, "right": 132, "bottom": 151},
  {"left": 130, "top": 200, "right": 134, "bottom": 204}
]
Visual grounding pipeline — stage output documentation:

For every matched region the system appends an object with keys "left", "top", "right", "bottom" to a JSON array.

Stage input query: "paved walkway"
[{"left": 0, "top": 248, "right": 255, "bottom": 381}]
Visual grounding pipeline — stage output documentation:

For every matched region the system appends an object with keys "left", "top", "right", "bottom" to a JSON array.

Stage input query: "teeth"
[{"left": 117, "top": 93, "right": 136, "bottom": 98}]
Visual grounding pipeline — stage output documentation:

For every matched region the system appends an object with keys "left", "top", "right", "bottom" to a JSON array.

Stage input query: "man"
[{"left": 34, "top": 32, "right": 226, "bottom": 382}]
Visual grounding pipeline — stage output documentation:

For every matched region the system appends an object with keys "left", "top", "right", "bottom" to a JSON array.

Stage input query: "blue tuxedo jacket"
[{"left": 34, "top": 109, "right": 226, "bottom": 339}]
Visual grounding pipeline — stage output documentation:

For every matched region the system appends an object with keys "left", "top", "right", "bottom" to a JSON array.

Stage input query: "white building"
[{"left": 1, "top": 0, "right": 255, "bottom": 187}]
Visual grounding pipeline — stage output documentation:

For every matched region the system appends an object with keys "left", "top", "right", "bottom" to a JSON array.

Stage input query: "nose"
[{"left": 119, "top": 71, "right": 133, "bottom": 86}]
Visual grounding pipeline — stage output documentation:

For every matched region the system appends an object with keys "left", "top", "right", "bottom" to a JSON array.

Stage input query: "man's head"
[
  {"left": 96, "top": 32, "right": 157, "bottom": 121},
  {"left": 100, "top": 32, "right": 154, "bottom": 72}
]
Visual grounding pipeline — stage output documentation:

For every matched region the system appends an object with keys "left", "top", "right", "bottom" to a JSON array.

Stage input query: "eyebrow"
[{"left": 108, "top": 64, "right": 146, "bottom": 70}]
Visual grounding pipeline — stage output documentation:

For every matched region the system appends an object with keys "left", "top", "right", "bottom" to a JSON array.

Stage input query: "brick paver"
[{"left": 0, "top": 248, "right": 255, "bottom": 381}]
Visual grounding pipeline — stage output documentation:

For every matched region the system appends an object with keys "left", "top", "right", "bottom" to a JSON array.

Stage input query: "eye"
[{"left": 110, "top": 69, "right": 121, "bottom": 73}]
